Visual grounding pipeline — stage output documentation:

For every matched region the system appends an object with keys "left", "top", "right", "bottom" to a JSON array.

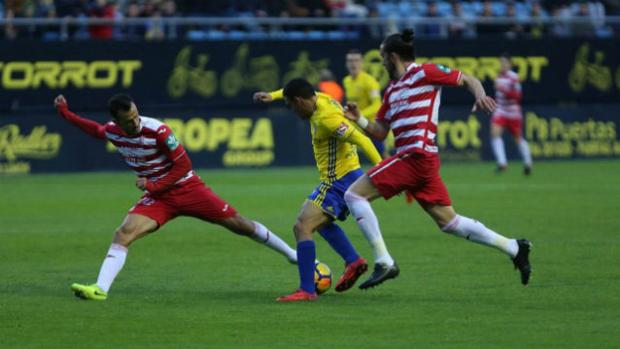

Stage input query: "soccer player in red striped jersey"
[
  {"left": 342, "top": 29, "right": 532, "bottom": 289},
  {"left": 491, "top": 54, "right": 533, "bottom": 175},
  {"left": 54, "top": 94, "right": 297, "bottom": 300}
]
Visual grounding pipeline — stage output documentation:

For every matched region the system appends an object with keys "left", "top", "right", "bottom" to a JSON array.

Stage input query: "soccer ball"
[{"left": 314, "top": 261, "right": 332, "bottom": 295}]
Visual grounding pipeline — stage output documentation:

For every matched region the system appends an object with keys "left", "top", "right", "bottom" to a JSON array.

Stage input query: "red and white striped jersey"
[
  {"left": 104, "top": 116, "right": 194, "bottom": 185},
  {"left": 377, "top": 63, "right": 461, "bottom": 156},
  {"left": 493, "top": 70, "right": 522, "bottom": 119}
]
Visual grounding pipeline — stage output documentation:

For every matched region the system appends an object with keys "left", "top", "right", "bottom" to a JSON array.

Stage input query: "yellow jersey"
[
  {"left": 343, "top": 71, "right": 382, "bottom": 121},
  {"left": 269, "top": 89, "right": 381, "bottom": 182}
]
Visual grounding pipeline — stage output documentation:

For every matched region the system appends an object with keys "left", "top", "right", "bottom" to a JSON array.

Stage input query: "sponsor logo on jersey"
[
  {"left": 435, "top": 64, "right": 451, "bottom": 74},
  {"left": 166, "top": 134, "right": 180, "bottom": 150},
  {"left": 334, "top": 122, "right": 349, "bottom": 138}
]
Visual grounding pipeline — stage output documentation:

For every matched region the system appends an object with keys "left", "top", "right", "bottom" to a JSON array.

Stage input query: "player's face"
[
  {"left": 285, "top": 96, "right": 315, "bottom": 119},
  {"left": 115, "top": 102, "right": 141, "bottom": 135},
  {"left": 380, "top": 45, "right": 398, "bottom": 81},
  {"left": 346, "top": 54, "right": 363, "bottom": 75},
  {"left": 500, "top": 57, "right": 512, "bottom": 72}
]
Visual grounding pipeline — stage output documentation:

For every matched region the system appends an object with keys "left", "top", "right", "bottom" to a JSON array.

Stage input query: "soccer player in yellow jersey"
[
  {"left": 343, "top": 49, "right": 385, "bottom": 155},
  {"left": 254, "top": 78, "right": 389, "bottom": 302}
]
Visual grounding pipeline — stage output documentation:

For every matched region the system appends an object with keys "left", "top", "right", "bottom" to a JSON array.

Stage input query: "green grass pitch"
[{"left": 1, "top": 161, "right": 619, "bottom": 348}]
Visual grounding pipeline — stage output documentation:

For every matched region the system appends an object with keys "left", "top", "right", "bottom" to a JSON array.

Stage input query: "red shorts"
[
  {"left": 492, "top": 115, "right": 522, "bottom": 137},
  {"left": 368, "top": 152, "right": 451, "bottom": 206},
  {"left": 129, "top": 178, "right": 237, "bottom": 226}
]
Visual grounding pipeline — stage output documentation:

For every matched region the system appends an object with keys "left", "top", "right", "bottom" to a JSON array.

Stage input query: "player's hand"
[
  {"left": 253, "top": 92, "right": 273, "bottom": 103},
  {"left": 344, "top": 102, "right": 361, "bottom": 121},
  {"left": 136, "top": 177, "right": 148, "bottom": 191},
  {"left": 54, "top": 95, "right": 68, "bottom": 110},
  {"left": 472, "top": 96, "right": 496, "bottom": 114}
]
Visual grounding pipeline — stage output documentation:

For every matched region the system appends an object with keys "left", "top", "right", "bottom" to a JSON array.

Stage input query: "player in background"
[
  {"left": 343, "top": 29, "right": 532, "bottom": 289},
  {"left": 491, "top": 54, "right": 533, "bottom": 175},
  {"left": 254, "top": 79, "right": 384, "bottom": 301},
  {"left": 54, "top": 94, "right": 297, "bottom": 301},
  {"left": 343, "top": 49, "right": 386, "bottom": 157}
]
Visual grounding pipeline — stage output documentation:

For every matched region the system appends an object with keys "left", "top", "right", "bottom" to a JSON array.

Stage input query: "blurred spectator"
[
  {"left": 505, "top": 1, "right": 525, "bottom": 39},
  {"left": 550, "top": 4, "right": 573, "bottom": 37},
  {"left": 527, "top": 2, "right": 548, "bottom": 38},
  {"left": 286, "top": 0, "right": 331, "bottom": 18},
  {"left": 571, "top": 1, "right": 596, "bottom": 37},
  {"left": 317, "top": 69, "right": 344, "bottom": 103},
  {"left": 145, "top": 5, "right": 165, "bottom": 40},
  {"left": 4, "top": 0, "right": 36, "bottom": 39},
  {"left": 88, "top": 0, "right": 115, "bottom": 39},
  {"left": 476, "top": 0, "right": 503, "bottom": 37},
  {"left": 421, "top": 2, "right": 447, "bottom": 38},
  {"left": 448, "top": 1, "right": 475, "bottom": 38},
  {"left": 123, "top": 1, "right": 145, "bottom": 39}
]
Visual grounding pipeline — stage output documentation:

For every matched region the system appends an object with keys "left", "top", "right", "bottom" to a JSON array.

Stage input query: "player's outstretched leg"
[
  {"left": 436, "top": 207, "right": 532, "bottom": 285},
  {"left": 491, "top": 124, "right": 508, "bottom": 172},
  {"left": 318, "top": 222, "right": 368, "bottom": 292},
  {"left": 516, "top": 137, "right": 533, "bottom": 176},
  {"left": 278, "top": 201, "right": 330, "bottom": 302},
  {"left": 71, "top": 214, "right": 158, "bottom": 300},
  {"left": 344, "top": 178, "right": 399, "bottom": 290},
  {"left": 218, "top": 215, "right": 297, "bottom": 264}
]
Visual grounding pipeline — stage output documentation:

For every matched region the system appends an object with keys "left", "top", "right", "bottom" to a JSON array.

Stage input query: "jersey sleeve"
[
  {"left": 422, "top": 63, "right": 461, "bottom": 86},
  {"left": 269, "top": 89, "right": 284, "bottom": 101},
  {"left": 319, "top": 113, "right": 356, "bottom": 140},
  {"left": 155, "top": 125, "right": 186, "bottom": 161},
  {"left": 57, "top": 105, "right": 106, "bottom": 140},
  {"left": 375, "top": 92, "right": 390, "bottom": 124}
]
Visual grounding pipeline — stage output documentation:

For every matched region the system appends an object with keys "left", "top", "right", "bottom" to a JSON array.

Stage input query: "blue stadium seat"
[
  {"left": 436, "top": 1, "right": 452, "bottom": 16},
  {"left": 206, "top": 30, "right": 226, "bottom": 40},
  {"left": 287, "top": 31, "right": 307, "bottom": 40},
  {"left": 307, "top": 31, "right": 326, "bottom": 40},
  {"left": 492, "top": 2, "right": 507, "bottom": 16},
  {"left": 377, "top": 2, "right": 398, "bottom": 18},
  {"left": 186, "top": 30, "right": 207, "bottom": 41},
  {"left": 227, "top": 30, "right": 248, "bottom": 40},
  {"left": 327, "top": 31, "right": 347, "bottom": 40},
  {"left": 246, "top": 31, "right": 269, "bottom": 40}
]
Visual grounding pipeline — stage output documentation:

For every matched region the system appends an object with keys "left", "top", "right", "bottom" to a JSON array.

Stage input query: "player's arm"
[
  {"left": 322, "top": 114, "right": 382, "bottom": 165},
  {"left": 457, "top": 73, "right": 497, "bottom": 114},
  {"left": 253, "top": 89, "right": 283, "bottom": 103},
  {"left": 346, "top": 128, "right": 382, "bottom": 165},
  {"left": 53, "top": 95, "right": 106, "bottom": 140},
  {"left": 137, "top": 126, "right": 192, "bottom": 195},
  {"left": 344, "top": 102, "right": 390, "bottom": 141}
]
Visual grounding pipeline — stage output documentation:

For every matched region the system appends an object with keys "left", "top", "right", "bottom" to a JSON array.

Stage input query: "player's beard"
[{"left": 387, "top": 63, "right": 398, "bottom": 81}]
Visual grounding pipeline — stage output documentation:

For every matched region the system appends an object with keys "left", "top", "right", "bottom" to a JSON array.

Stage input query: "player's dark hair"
[
  {"left": 382, "top": 29, "right": 415, "bottom": 61},
  {"left": 283, "top": 78, "right": 315, "bottom": 99},
  {"left": 108, "top": 94, "right": 134, "bottom": 119}
]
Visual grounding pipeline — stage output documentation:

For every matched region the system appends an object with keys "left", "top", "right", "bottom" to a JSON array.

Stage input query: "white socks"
[
  {"left": 493, "top": 136, "right": 533, "bottom": 168},
  {"left": 442, "top": 215, "right": 518, "bottom": 257},
  {"left": 491, "top": 137, "right": 507, "bottom": 166},
  {"left": 96, "top": 243, "right": 128, "bottom": 293},
  {"left": 344, "top": 191, "right": 395, "bottom": 266},
  {"left": 252, "top": 221, "right": 297, "bottom": 264},
  {"left": 518, "top": 138, "right": 533, "bottom": 166}
]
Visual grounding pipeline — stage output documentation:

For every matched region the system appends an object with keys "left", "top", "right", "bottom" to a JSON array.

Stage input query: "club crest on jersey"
[
  {"left": 334, "top": 122, "right": 349, "bottom": 138},
  {"left": 435, "top": 64, "right": 451, "bottom": 74},
  {"left": 166, "top": 134, "right": 179, "bottom": 150}
]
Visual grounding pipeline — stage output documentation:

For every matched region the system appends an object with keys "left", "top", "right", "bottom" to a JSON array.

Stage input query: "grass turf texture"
[{"left": 1, "top": 161, "right": 619, "bottom": 348}]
